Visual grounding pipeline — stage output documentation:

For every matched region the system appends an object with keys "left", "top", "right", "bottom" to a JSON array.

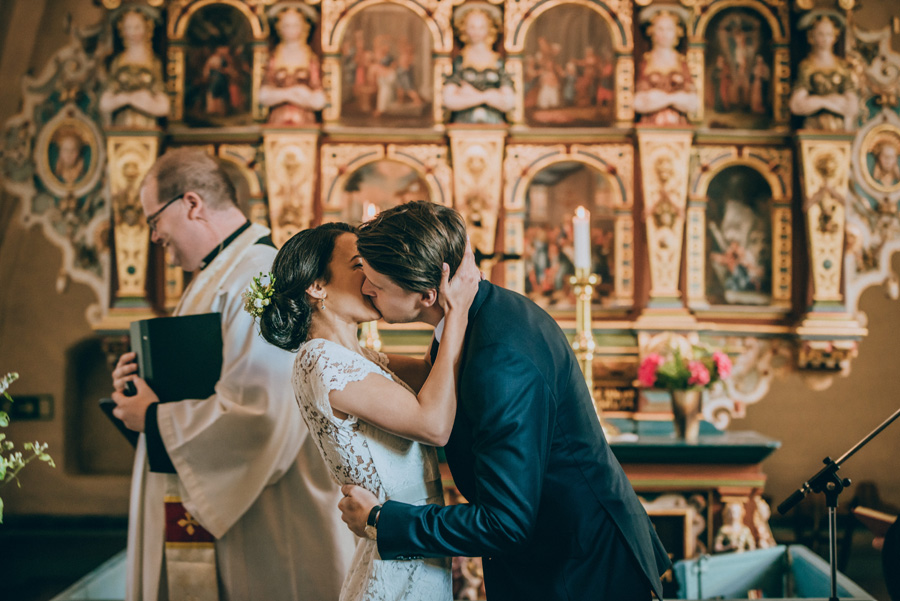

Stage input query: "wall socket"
[{"left": 0, "top": 394, "right": 54, "bottom": 420}]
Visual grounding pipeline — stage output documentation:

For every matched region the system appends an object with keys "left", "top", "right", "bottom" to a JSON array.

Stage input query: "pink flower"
[
  {"left": 712, "top": 351, "right": 732, "bottom": 379},
  {"left": 638, "top": 353, "right": 664, "bottom": 388},
  {"left": 687, "top": 361, "right": 710, "bottom": 387}
]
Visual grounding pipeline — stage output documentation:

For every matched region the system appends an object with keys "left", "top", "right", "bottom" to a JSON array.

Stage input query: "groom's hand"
[{"left": 339, "top": 485, "right": 379, "bottom": 538}]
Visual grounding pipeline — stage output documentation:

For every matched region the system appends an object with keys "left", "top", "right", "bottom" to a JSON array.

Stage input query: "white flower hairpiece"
[{"left": 242, "top": 272, "right": 276, "bottom": 319}]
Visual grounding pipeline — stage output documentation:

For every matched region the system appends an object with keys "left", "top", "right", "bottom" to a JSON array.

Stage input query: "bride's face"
[{"left": 322, "top": 233, "right": 381, "bottom": 323}]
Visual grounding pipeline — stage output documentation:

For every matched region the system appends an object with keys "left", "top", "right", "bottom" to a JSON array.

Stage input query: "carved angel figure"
[
  {"left": 99, "top": 10, "right": 169, "bottom": 128},
  {"left": 442, "top": 4, "right": 515, "bottom": 124}
]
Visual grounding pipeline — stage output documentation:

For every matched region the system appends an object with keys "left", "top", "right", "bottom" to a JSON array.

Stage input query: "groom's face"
[{"left": 361, "top": 259, "right": 431, "bottom": 324}]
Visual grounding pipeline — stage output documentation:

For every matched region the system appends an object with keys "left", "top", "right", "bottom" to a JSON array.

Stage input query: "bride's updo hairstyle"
[{"left": 259, "top": 222, "right": 355, "bottom": 351}]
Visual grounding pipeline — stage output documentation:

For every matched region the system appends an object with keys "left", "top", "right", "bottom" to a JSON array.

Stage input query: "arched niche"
[
  {"left": 520, "top": 3, "right": 616, "bottom": 127},
  {"left": 320, "top": 143, "right": 451, "bottom": 222},
  {"left": 505, "top": 0, "right": 634, "bottom": 124},
  {"left": 686, "top": 0, "right": 790, "bottom": 127},
  {"left": 704, "top": 165, "right": 774, "bottom": 306},
  {"left": 322, "top": 0, "right": 450, "bottom": 53},
  {"left": 320, "top": 0, "right": 454, "bottom": 126},
  {"left": 333, "top": 3, "right": 436, "bottom": 127},
  {"left": 702, "top": 7, "right": 775, "bottom": 129},
  {"left": 505, "top": 0, "right": 632, "bottom": 53},
  {"left": 686, "top": 148, "right": 793, "bottom": 311},
  {"left": 167, "top": 1, "right": 267, "bottom": 124},
  {"left": 503, "top": 144, "right": 634, "bottom": 309}
]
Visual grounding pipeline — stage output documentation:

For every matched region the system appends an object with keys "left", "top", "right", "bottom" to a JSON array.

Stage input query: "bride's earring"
[{"left": 320, "top": 295, "right": 326, "bottom": 310}]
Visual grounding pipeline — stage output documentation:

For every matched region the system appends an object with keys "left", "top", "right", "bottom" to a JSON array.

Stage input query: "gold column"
[
  {"left": 263, "top": 129, "right": 320, "bottom": 248},
  {"left": 106, "top": 132, "right": 160, "bottom": 308},
  {"left": 636, "top": 128, "right": 695, "bottom": 326}
]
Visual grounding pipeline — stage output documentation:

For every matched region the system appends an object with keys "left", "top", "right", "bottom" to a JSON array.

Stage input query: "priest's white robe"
[{"left": 125, "top": 223, "right": 355, "bottom": 601}]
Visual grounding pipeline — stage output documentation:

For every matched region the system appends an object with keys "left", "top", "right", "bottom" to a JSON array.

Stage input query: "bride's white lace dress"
[{"left": 292, "top": 338, "right": 452, "bottom": 601}]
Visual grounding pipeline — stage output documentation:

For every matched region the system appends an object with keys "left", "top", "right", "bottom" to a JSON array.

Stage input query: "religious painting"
[
  {"left": 183, "top": 4, "right": 254, "bottom": 126},
  {"left": 704, "top": 7, "right": 774, "bottom": 129},
  {"left": 861, "top": 124, "right": 900, "bottom": 194},
  {"left": 522, "top": 5, "right": 615, "bottom": 127},
  {"left": 340, "top": 160, "right": 430, "bottom": 224},
  {"left": 523, "top": 161, "right": 615, "bottom": 309},
  {"left": 339, "top": 5, "right": 434, "bottom": 128},
  {"left": 35, "top": 111, "right": 104, "bottom": 200},
  {"left": 705, "top": 165, "right": 773, "bottom": 305}
]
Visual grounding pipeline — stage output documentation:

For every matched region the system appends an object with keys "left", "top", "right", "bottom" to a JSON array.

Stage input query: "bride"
[{"left": 250, "top": 222, "right": 479, "bottom": 600}]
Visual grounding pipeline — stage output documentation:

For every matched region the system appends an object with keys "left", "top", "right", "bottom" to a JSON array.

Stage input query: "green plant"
[{"left": 1, "top": 372, "right": 55, "bottom": 523}]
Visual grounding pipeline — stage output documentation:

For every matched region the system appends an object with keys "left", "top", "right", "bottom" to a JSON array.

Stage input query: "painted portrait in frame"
[
  {"left": 861, "top": 125, "right": 900, "bottom": 194},
  {"left": 522, "top": 161, "right": 615, "bottom": 310},
  {"left": 704, "top": 7, "right": 774, "bottom": 129},
  {"left": 35, "top": 111, "right": 104, "bottom": 200},
  {"left": 182, "top": 4, "right": 254, "bottom": 126},
  {"left": 705, "top": 165, "right": 773, "bottom": 305},
  {"left": 522, "top": 4, "right": 615, "bottom": 127},
  {"left": 339, "top": 5, "right": 434, "bottom": 128},
  {"left": 340, "top": 160, "right": 430, "bottom": 224}
]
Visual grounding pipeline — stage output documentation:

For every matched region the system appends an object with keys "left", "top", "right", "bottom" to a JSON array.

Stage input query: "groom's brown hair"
[{"left": 357, "top": 200, "right": 467, "bottom": 293}]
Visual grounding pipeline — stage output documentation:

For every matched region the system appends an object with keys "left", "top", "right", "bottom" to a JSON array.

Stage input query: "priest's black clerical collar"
[{"left": 199, "top": 220, "right": 251, "bottom": 270}]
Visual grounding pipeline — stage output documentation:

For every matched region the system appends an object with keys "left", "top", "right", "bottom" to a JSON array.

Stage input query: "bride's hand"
[{"left": 439, "top": 238, "right": 480, "bottom": 315}]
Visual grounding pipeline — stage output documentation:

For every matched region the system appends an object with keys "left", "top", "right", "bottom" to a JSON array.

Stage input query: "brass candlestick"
[{"left": 570, "top": 268, "right": 619, "bottom": 438}]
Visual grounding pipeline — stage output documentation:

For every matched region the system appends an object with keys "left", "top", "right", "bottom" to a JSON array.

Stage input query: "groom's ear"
[{"left": 419, "top": 288, "right": 438, "bottom": 308}]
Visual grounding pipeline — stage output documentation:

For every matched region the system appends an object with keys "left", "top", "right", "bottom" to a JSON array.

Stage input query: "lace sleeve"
[{"left": 293, "top": 339, "right": 391, "bottom": 421}]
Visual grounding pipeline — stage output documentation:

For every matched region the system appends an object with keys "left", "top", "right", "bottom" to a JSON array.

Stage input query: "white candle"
[
  {"left": 573, "top": 206, "right": 591, "bottom": 270},
  {"left": 363, "top": 202, "right": 378, "bottom": 222}
]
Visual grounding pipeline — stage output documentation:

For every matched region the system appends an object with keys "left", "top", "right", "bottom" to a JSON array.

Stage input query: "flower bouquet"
[{"left": 637, "top": 345, "right": 732, "bottom": 441}]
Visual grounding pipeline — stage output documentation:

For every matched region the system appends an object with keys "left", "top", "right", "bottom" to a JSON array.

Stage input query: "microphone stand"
[{"left": 777, "top": 405, "right": 900, "bottom": 601}]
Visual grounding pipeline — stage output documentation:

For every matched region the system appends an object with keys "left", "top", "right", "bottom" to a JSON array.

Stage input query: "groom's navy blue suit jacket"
[{"left": 378, "top": 281, "right": 671, "bottom": 599}]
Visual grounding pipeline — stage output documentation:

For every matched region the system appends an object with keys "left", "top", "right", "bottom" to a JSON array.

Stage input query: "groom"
[{"left": 340, "top": 201, "right": 671, "bottom": 600}]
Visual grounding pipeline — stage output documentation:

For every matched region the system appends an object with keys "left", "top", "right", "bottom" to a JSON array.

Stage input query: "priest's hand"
[
  {"left": 112, "top": 351, "right": 138, "bottom": 392},
  {"left": 338, "top": 484, "right": 378, "bottom": 538},
  {"left": 110, "top": 377, "right": 158, "bottom": 432}
]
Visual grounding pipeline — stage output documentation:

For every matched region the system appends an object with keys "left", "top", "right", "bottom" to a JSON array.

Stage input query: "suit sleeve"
[{"left": 377, "top": 343, "right": 553, "bottom": 558}]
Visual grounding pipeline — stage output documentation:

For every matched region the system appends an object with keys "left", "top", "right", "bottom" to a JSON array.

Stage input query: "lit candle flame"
[
  {"left": 576, "top": 206, "right": 586, "bottom": 219},
  {"left": 363, "top": 202, "right": 378, "bottom": 222}
]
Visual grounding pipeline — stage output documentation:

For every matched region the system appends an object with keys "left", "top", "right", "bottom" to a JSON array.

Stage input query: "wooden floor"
[{"left": 0, "top": 517, "right": 891, "bottom": 601}]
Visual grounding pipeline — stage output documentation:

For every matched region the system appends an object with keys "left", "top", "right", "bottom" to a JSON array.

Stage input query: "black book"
[{"left": 99, "top": 312, "right": 223, "bottom": 447}]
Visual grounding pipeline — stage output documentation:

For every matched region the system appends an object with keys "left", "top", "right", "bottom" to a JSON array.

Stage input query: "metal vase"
[{"left": 670, "top": 389, "right": 702, "bottom": 442}]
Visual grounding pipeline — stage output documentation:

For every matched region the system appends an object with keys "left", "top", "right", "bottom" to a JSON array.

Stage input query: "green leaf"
[{"left": 0, "top": 411, "right": 8, "bottom": 427}]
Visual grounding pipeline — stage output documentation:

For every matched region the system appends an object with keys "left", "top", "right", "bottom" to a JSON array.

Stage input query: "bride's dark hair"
[{"left": 260, "top": 222, "right": 355, "bottom": 351}]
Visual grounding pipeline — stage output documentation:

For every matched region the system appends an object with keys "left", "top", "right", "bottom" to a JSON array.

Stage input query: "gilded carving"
[
  {"left": 504, "top": 0, "right": 632, "bottom": 53},
  {"left": 852, "top": 26, "right": 900, "bottom": 109},
  {"left": 320, "top": 144, "right": 385, "bottom": 211},
  {"left": 797, "top": 340, "right": 858, "bottom": 372},
  {"left": 263, "top": 132, "right": 320, "bottom": 247},
  {"left": 615, "top": 216, "right": 635, "bottom": 305},
  {"left": 449, "top": 131, "right": 506, "bottom": 256},
  {"left": 799, "top": 137, "right": 852, "bottom": 302},
  {"left": 107, "top": 135, "right": 159, "bottom": 302},
  {"left": 502, "top": 144, "right": 567, "bottom": 210},
  {"left": 772, "top": 207, "right": 791, "bottom": 302},
  {"left": 386, "top": 143, "right": 453, "bottom": 206},
  {"left": 685, "top": 206, "right": 706, "bottom": 305},
  {"left": 2, "top": 24, "right": 110, "bottom": 321},
  {"left": 615, "top": 55, "right": 635, "bottom": 124},
  {"left": 321, "top": 0, "right": 456, "bottom": 54},
  {"left": 638, "top": 131, "right": 693, "bottom": 300}
]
